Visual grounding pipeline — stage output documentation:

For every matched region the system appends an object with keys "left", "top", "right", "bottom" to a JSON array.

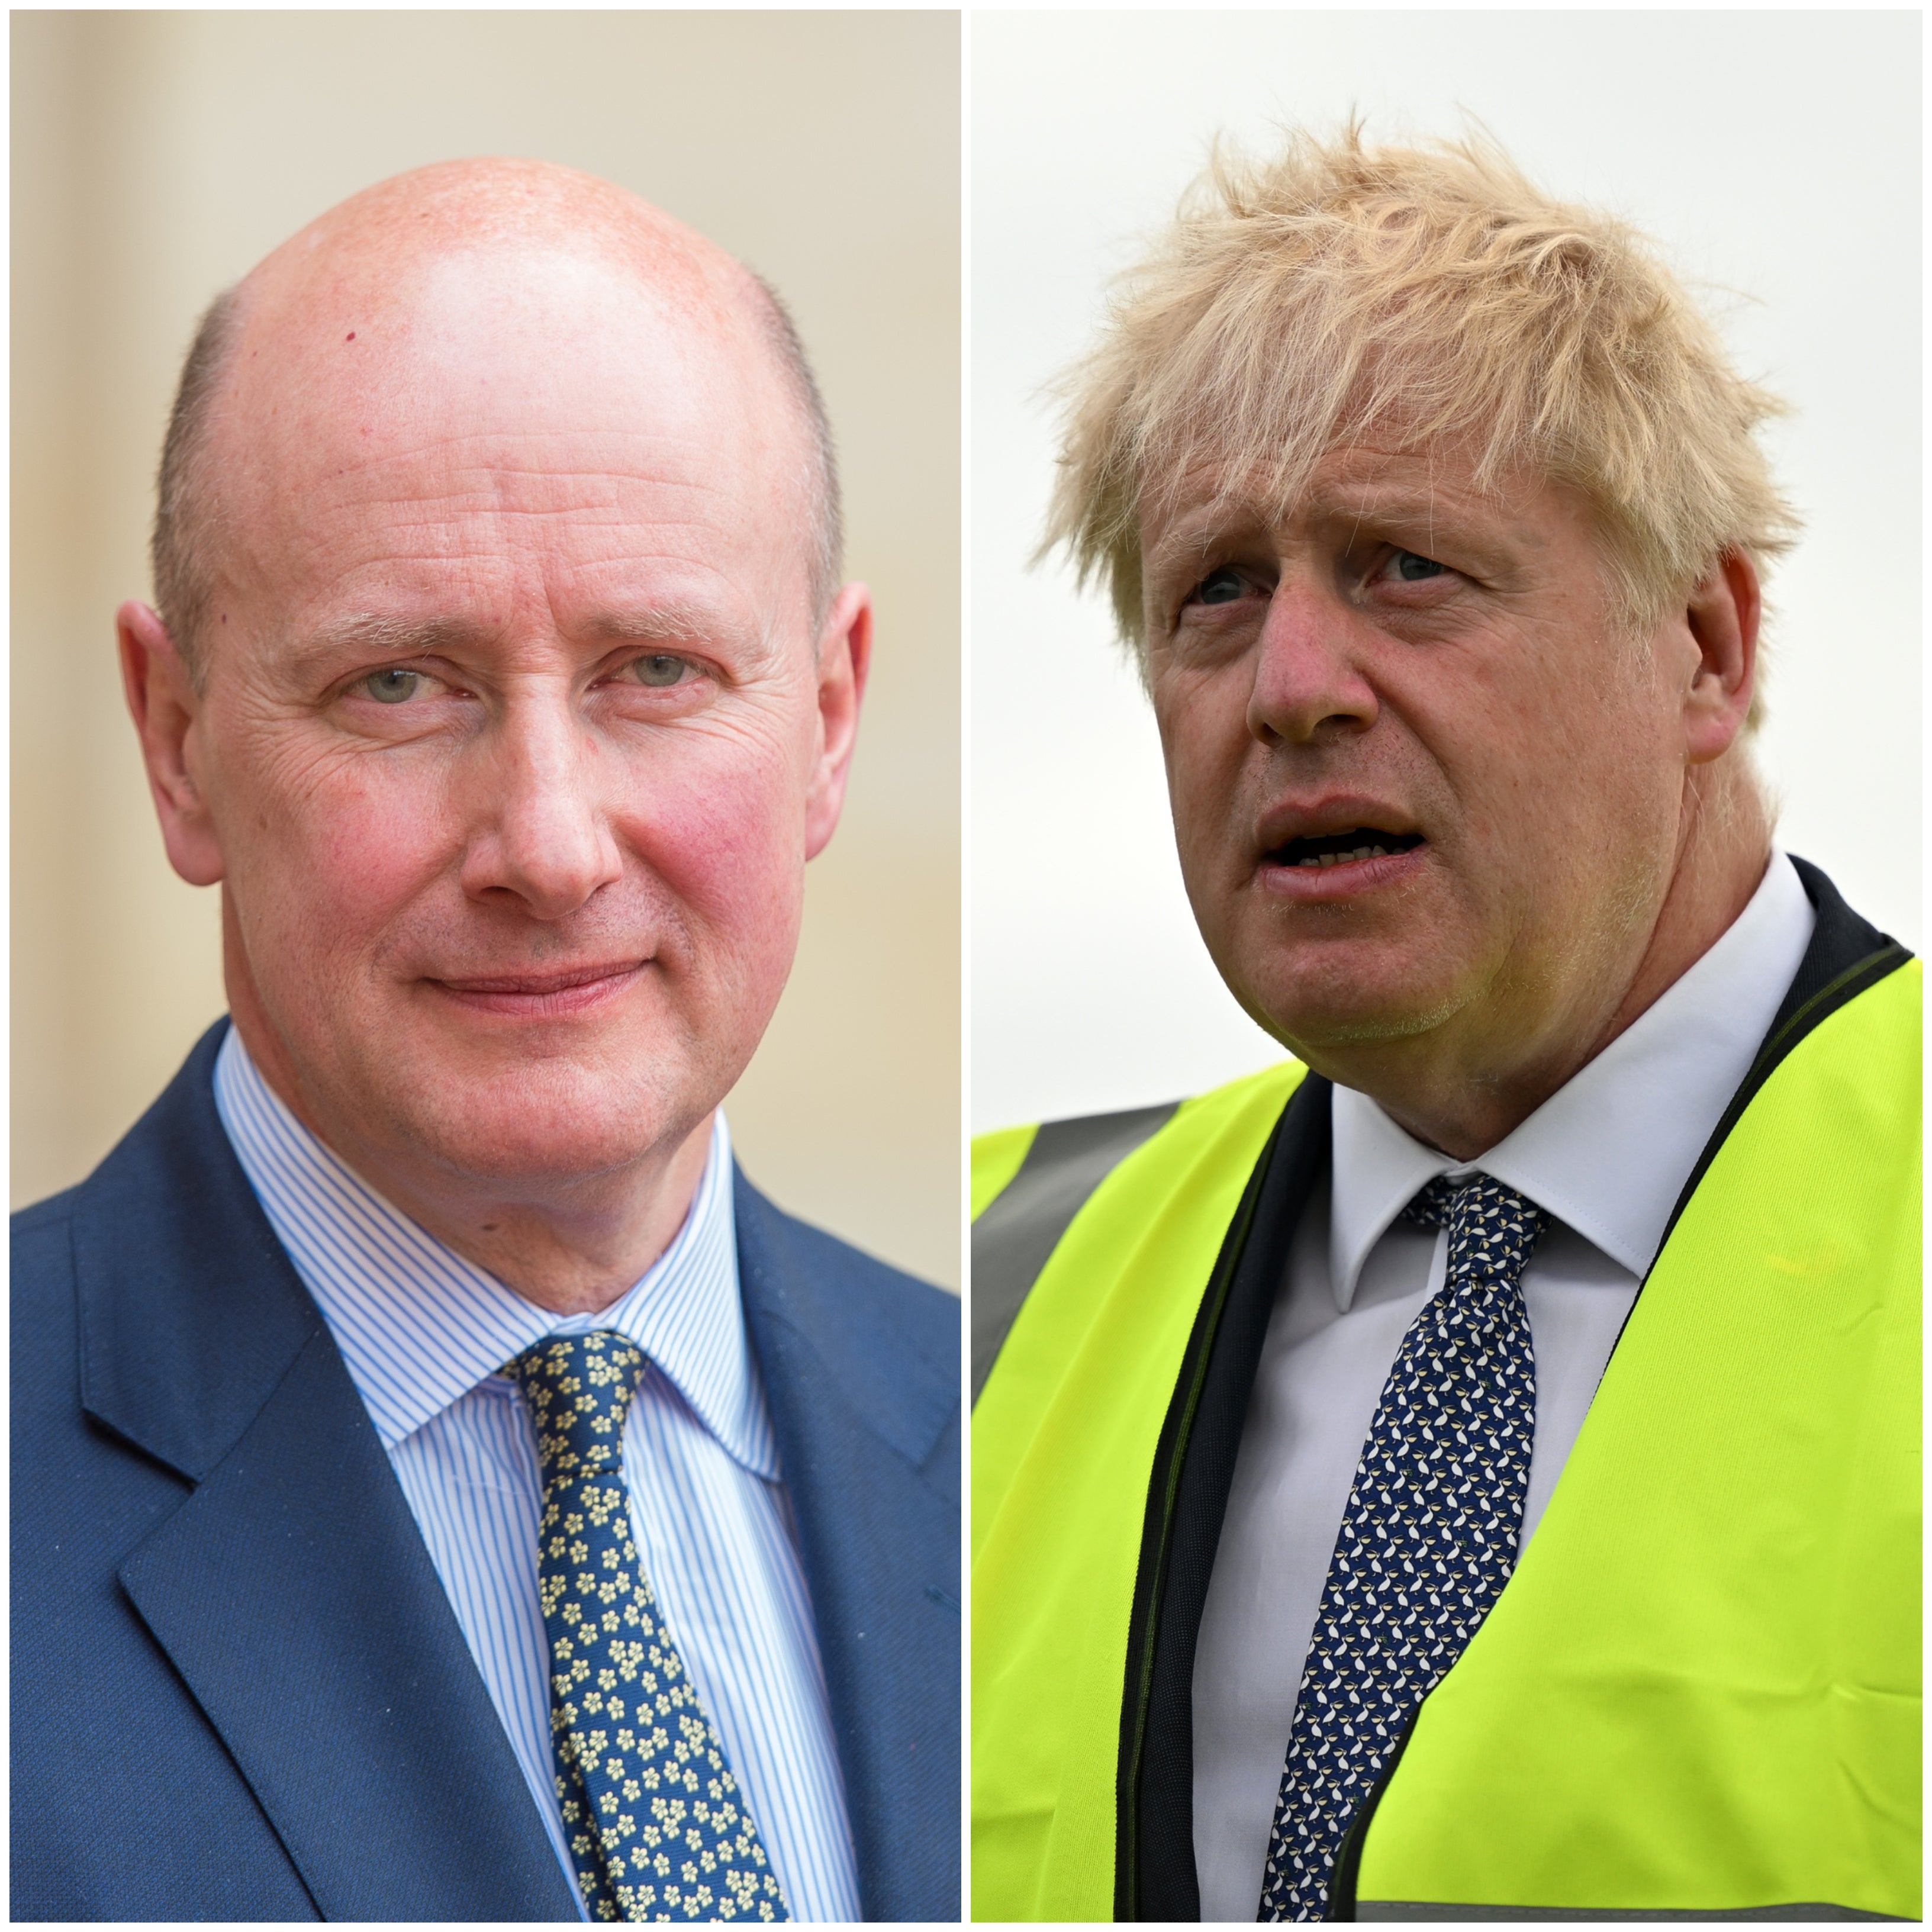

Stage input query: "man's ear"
[
  {"left": 1681, "top": 549, "right": 1760, "bottom": 765},
  {"left": 117, "top": 600, "right": 226, "bottom": 886},
  {"left": 803, "top": 581, "right": 872, "bottom": 861}
]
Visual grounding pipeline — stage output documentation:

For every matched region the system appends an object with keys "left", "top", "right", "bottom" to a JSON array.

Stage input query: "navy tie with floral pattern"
[
  {"left": 1256, "top": 1174, "right": 1547, "bottom": 1921},
  {"left": 508, "top": 1331, "right": 788, "bottom": 1923}
]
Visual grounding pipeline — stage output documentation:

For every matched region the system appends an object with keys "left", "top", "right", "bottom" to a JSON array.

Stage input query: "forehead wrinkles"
[
  {"left": 214, "top": 440, "right": 743, "bottom": 610},
  {"left": 207, "top": 256, "right": 803, "bottom": 598},
  {"left": 1142, "top": 437, "right": 1556, "bottom": 572},
  {"left": 275, "top": 429, "right": 737, "bottom": 526}
]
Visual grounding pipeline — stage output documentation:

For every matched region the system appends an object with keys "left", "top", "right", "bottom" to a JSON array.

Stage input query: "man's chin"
[
  {"left": 410, "top": 1112, "right": 687, "bottom": 1190},
  {"left": 1240, "top": 962, "right": 1471, "bottom": 1060},
  {"left": 336, "top": 1047, "right": 724, "bottom": 1193}
]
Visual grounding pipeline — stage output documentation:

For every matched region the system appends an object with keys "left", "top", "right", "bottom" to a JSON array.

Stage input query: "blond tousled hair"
[{"left": 1044, "top": 124, "right": 1801, "bottom": 684}]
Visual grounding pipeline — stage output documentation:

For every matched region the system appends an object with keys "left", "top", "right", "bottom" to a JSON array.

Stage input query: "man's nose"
[
  {"left": 1245, "top": 579, "right": 1380, "bottom": 746},
  {"left": 459, "top": 696, "right": 624, "bottom": 918}
]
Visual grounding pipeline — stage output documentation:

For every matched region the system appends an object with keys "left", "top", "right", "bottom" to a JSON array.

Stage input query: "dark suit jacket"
[{"left": 12, "top": 1021, "right": 961, "bottom": 1922}]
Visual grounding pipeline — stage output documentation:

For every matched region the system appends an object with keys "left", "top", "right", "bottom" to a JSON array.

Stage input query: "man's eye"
[
  {"left": 627, "top": 652, "right": 693, "bottom": 688},
  {"left": 1389, "top": 549, "right": 1447, "bottom": 582},
  {"left": 361, "top": 667, "right": 426, "bottom": 704},
  {"left": 1189, "top": 568, "right": 1250, "bottom": 607}
]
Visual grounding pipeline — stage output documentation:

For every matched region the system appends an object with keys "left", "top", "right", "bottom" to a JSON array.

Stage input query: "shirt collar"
[
  {"left": 1328, "top": 850, "right": 1817, "bottom": 1310},
  {"left": 212, "top": 1026, "right": 777, "bottom": 1479}
]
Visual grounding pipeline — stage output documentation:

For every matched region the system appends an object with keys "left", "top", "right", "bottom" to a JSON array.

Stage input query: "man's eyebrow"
[
  {"left": 1144, "top": 479, "right": 1511, "bottom": 581},
  {"left": 583, "top": 604, "right": 732, "bottom": 645},
  {"left": 587, "top": 604, "right": 784, "bottom": 665},
  {"left": 295, "top": 601, "right": 764, "bottom": 661},
  {"left": 1141, "top": 509, "right": 1268, "bottom": 588},
  {"left": 300, "top": 613, "right": 482, "bottom": 659},
  {"left": 1306, "top": 478, "right": 1498, "bottom": 533}
]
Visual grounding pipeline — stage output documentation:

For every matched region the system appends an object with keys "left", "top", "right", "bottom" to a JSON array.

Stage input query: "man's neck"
[
  {"left": 364, "top": 1126, "right": 716, "bottom": 1316},
  {"left": 227, "top": 1009, "right": 715, "bottom": 1317}
]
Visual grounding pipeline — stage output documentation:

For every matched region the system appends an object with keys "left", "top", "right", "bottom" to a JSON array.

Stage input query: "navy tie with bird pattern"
[
  {"left": 1256, "top": 1173, "right": 1547, "bottom": 1921},
  {"left": 507, "top": 1331, "right": 789, "bottom": 1923}
]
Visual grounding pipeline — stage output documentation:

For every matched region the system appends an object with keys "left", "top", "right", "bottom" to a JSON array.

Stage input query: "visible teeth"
[{"left": 1294, "top": 840, "right": 1399, "bottom": 867}]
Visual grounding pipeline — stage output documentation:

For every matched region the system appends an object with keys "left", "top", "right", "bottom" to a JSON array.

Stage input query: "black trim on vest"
[
  {"left": 1326, "top": 1712, "right": 1418, "bottom": 1920},
  {"left": 1115, "top": 1076, "right": 1333, "bottom": 1920},
  {"left": 1652, "top": 855, "right": 1907, "bottom": 1258},
  {"left": 972, "top": 1102, "right": 1180, "bottom": 1404},
  {"left": 1111, "top": 858, "right": 1911, "bottom": 1921}
]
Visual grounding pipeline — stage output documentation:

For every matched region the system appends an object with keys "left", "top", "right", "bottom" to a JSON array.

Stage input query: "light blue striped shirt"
[{"left": 212, "top": 1025, "right": 862, "bottom": 1921}]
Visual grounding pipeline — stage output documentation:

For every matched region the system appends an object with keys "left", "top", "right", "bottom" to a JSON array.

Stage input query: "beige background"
[{"left": 12, "top": 10, "right": 961, "bottom": 1288}]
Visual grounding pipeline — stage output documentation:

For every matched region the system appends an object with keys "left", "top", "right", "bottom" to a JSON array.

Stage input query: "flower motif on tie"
[
  {"left": 508, "top": 1331, "right": 790, "bottom": 1923},
  {"left": 1257, "top": 1173, "right": 1547, "bottom": 1921}
]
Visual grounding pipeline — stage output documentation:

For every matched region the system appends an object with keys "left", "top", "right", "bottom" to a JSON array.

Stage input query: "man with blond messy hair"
[
  {"left": 973, "top": 128, "right": 1916, "bottom": 1923},
  {"left": 15, "top": 159, "right": 959, "bottom": 1923}
]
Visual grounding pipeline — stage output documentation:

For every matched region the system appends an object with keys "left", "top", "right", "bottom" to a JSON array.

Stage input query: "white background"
[{"left": 971, "top": 9, "right": 1921, "bottom": 1132}]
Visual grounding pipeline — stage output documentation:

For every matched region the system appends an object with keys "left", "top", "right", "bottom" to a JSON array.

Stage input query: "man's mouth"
[
  {"left": 434, "top": 961, "right": 645, "bottom": 997},
  {"left": 426, "top": 958, "right": 649, "bottom": 1015},
  {"left": 1266, "top": 828, "right": 1427, "bottom": 870}
]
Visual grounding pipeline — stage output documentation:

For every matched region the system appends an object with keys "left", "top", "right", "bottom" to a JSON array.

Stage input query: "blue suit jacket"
[{"left": 12, "top": 1022, "right": 961, "bottom": 1921}]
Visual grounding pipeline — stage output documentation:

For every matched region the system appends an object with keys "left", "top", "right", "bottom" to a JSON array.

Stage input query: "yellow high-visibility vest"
[{"left": 973, "top": 950, "right": 1919, "bottom": 1921}]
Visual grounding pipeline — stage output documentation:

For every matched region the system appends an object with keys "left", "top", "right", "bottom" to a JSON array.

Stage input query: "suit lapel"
[
  {"left": 735, "top": 1174, "right": 961, "bottom": 1922},
  {"left": 78, "top": 1024, "right": 578, "bottom": 1924}
]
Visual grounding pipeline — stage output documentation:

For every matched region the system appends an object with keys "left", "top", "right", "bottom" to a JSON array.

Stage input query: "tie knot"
[
  {"left": 1400, "top": 1171, "right": 1547, "bottom": 1287},
  {"left": 505, "top": 1329, "right": 646, "bottom": 1480},
  {"left": 1400, "top": 1173, "right": 1464, "bottom": 1230}
]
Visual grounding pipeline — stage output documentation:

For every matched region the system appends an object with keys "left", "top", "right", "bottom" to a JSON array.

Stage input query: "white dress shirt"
[
  {"left": 1192, "top": 851, "right": 1816, "bottom": 1921},
  {"left": 212, "top": 1028, "right": 862, "bottom": 1923}
]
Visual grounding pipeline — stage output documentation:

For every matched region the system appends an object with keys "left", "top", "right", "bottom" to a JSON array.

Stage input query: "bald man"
[{"left": 13, "top": 160, "right": 959, "bottom": 1924}]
